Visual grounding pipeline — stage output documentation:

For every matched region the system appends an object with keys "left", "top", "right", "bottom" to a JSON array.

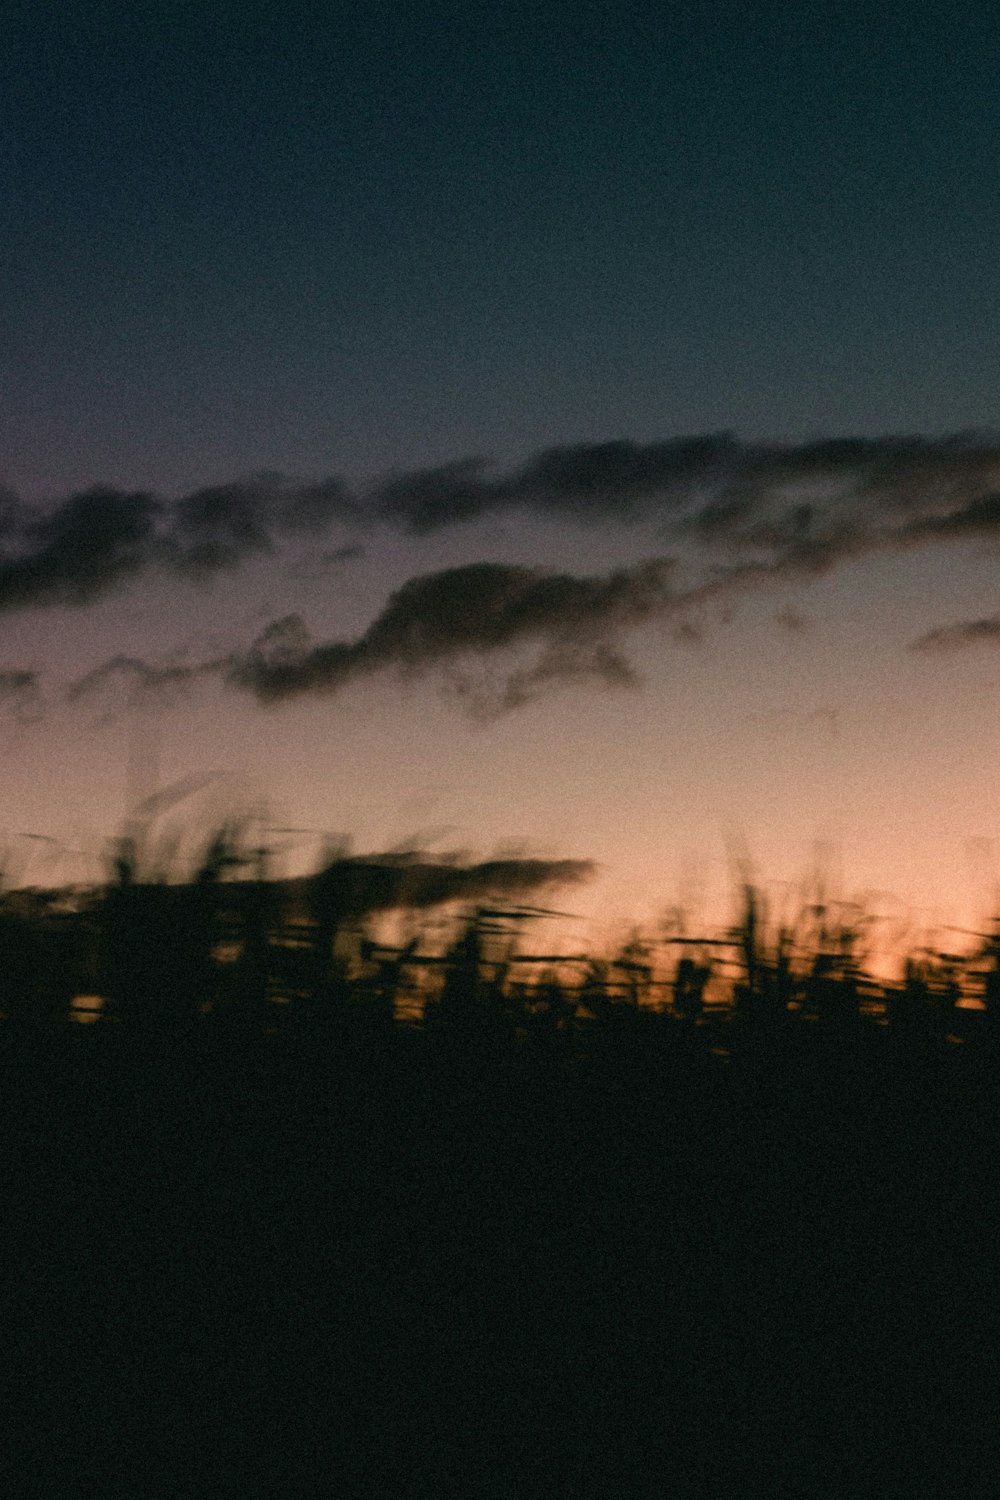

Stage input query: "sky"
[{"left": 3, "top": 2, "right": 1000, "bottom": 959}]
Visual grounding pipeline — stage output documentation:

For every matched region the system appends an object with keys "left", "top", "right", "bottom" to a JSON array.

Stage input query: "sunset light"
[{"left": 4, "top": 4, "right": 1000, "bottom": 1493}]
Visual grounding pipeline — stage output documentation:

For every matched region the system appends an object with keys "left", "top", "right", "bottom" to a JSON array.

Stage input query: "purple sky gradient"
[{"left": 4, "top": 5, "right": 1000, "bottom": 960}]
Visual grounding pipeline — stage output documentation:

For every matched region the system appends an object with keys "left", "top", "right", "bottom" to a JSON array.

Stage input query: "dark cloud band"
[
  {"left": 369, "top": 432, "right": 1000, "bottom": 542},
  {"left": 225, "top": 558, "right": 676, "bottom": 705},
  {"left": 0, "top": 475, "right": 358, "bottom": 614},
  {"left": 303, "top": 854, "right": 596, "bottom": 917},
  {"left": 4, "top": 432, "right": 1000, "bottom": 616}
]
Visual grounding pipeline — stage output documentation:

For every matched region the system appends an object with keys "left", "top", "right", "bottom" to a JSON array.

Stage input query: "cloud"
[
  {"left": 909, "top": 617, "right": 1000, "bottom": 653},
  {"left": 443, "top": 642, "right": 640, "bottom": 720},
  {"left": 0, "top": 474, "right": 358, "bottom": 613},
  {"left": 287, "top": 542, "right": 365, "bottom": 582},
  {"left": 304, "top": 852, "right": 596, "bottom": 916},
  {"left": 372, "top": 458, "right": 499, "bottom": 532},
  {"left": 225, "top": 557, "right": 677, "bottom": 705},
  {"left": 66, "top": 505, "right": 1000, "bottom": 723},
  {"left": 321, "top": 544, "right": 364, "bottom": 565},
  {"left": 682, "top": 434, "right": 1000, "bottom": 543},
  {"left": 370, "top": 436, "right": 739, "bottom": 532},
  {"left": 0, "top": 488, "right": 164, "bottom": 611},
  {"left": 900, "top": 491, "right": 1000, "bottom": 545},
  {"left": 363, "top": 439, "right": 1000, "bottom": 668},
  {"left": 369, "top": 431, "right": 1000, "bottom": 546},
  {"left": 512, "top": 435, "right": 737, "bottom": 518},
  {"left": 671, "top": 620, "right": 703, "bottom": 646},
  {"left": 167, "top": 473, "right": 357, "bottom": 574},
  {"left": 77, "top": 507, "right": 986, "bottom": 721},
  {"left": 5, "top": 432, "right": 1000, "bottom": 616},
  {"left": 69, "top": 558, "right": 671, "bottom": 719},
  {"left": 0, "top": 669, "right": 43, "bottom": 723},
  {"left": 66, "top": 653, "right": 223, "bottom": 709},
  {"left": 774, "top": 607, "right": 812, "bottom": 633}
]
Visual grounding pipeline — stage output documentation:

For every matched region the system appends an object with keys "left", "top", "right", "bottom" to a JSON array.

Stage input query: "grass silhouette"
[{"left": 1, "top": 822, "right": 999, "bottom": 1495}]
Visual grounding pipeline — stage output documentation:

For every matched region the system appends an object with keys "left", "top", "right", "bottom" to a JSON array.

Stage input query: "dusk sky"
[{"left": 4, "top": 2, "right": 1000, "bottom": 953}]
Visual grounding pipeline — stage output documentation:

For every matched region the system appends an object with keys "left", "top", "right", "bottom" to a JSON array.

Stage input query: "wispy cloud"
[
  {"left": 443, "top": 642, "right": 640, "bottom": 720},
  {"left": 910, "top": 617, "right": 1000, "bottom": 652},
  {"left": 774, "top": 607, "right": 812, "bottom": 633},
  {"left": 166, "top": 473, "right": 356, "bottom": 574},
  {"left": 899, "top": 491, "right": 1000, "bottom": 545},
  {"left": 66, "top": 653, "right": 223, "bottom": 709},
  {"left": 0, "top": 669, "right": 43, "bottom": 723}
]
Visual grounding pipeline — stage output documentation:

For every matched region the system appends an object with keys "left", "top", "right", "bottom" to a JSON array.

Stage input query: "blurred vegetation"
[
  {"left": 0, "top": 819, "right": 997, "bottom": 1059},
  {"left": 3, "top": 821, "right": 1000, "bottom": 1495}
]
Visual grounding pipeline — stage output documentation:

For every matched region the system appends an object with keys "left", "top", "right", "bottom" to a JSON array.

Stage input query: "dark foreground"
[{"left": 3, "top": 1008, "right": 999, "bottom": 1499}]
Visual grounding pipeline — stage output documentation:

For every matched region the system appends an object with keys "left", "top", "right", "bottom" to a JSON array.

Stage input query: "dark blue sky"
[{"left": 4, "top": 1, "right": 999, "bottom": 497}]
